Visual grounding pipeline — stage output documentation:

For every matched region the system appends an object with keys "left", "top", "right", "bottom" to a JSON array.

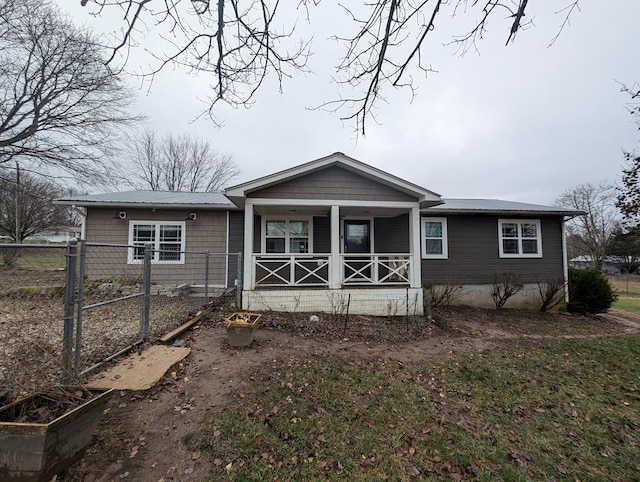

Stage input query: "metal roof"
[
  {"left": 425, "top": 198, "right": 582, "bottom": 216},
  {"left": 55, "top": 192, "right": 581, "bottom": 216},
  {"left": 55, "top": 190, "right": 236, "bottom": 209}
]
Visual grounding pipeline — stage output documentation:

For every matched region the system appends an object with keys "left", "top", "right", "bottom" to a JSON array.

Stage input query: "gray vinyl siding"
[
  {"left": 247, "top": 165, "right": 416, "bottom": 202},
  {"left": 421, "top": 215, "right": 564, "bottom": 285},
  {"left": 83, "top": 207, "right": 229, "bottom": 285},
  {"left": 314, "top": 217, "right": 331, "bottom": 253},
  {"left": 228, "top": 211, "right": 244, "bottom": 254},
  {"left": 374, "top": 214, "right": 409, "bottom": 253},
  {"left": 227, "top": 211, "right": 244, "bottom": 285}
]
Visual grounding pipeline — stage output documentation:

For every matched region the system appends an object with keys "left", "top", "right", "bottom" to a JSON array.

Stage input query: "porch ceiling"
[
  {"left": 253, "top": 205, "right": 329, "bottom": 216},
  {"left": 253, "top": 205, "right": 410, "bottom": 218}
]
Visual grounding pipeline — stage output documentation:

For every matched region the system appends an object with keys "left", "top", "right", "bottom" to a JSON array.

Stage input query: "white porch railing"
[
  {"left": 253, "top": 255, "right": 330, "bottom": 287},
  {"left": 252, "top": 253, "right": 412, "bottom": 287},
  {"left": 342, "top": 254, "right": 411, "bottom": 285}
]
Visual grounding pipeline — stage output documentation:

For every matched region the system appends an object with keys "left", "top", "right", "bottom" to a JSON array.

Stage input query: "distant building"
[{"left": 26, "top": 226, "right": 81, "bottom": 244}]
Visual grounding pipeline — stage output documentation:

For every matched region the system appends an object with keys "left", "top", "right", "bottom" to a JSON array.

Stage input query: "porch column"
[
  {"left": 329, "top": 205, "right": 341, "bottom": 288},
  {"left": 409, "top": 206, "right": 422, "bottom": 288},
  {"left": 243, "top": 202, "right": 254, "bottom": 290}
]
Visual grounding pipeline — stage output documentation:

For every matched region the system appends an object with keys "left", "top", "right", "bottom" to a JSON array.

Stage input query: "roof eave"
[
  {"left": 54, "top": 200, "right": 236, "bottom": 209},
  {"left": 421, "top": 208, "right": 584, "bottom": 216}
]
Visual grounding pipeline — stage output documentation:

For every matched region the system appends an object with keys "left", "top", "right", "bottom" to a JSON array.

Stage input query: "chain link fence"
[{"left": 0, "top": 241, "right": 240, "bottom": 397}]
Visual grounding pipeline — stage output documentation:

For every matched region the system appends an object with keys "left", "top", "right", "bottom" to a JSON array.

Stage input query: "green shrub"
[{"left": 567, "top": 268, "right": 617, "bottom": 314}]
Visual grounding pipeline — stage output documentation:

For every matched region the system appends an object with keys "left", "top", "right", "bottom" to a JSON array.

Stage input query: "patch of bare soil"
[{"left": 61, "top": 307, "right": 640, "bottom": 482}]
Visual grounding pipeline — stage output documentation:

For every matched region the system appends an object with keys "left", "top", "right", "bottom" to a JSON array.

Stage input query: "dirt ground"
[{"left": 63, "top": 307, "right": 640, "bottom": 482}]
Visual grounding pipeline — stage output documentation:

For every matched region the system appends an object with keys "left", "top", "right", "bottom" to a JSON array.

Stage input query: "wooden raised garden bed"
[{"left": 0, "top": 386, "right": 114, "bottom": 482}]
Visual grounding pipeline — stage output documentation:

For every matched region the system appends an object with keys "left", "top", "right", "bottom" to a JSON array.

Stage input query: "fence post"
[
  {"left": 74, "top": 240, "right": 86, "bottom": 373},
  {"left": 140, "top": 243, "right": 152, "bottom": 341},
  {"left": 204, "top": 250, "right": 210, "bottom": 303},
  {"left": 61, "top": 239, "right": 77, "bottom": 384},
  {"left": 236, "top": 252, "right": 243, "bottom": 309}
]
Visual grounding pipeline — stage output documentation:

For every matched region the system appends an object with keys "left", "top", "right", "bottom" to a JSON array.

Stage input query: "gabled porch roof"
[{"left": 225, "top": 152, "right": 443, "bottom": 208}]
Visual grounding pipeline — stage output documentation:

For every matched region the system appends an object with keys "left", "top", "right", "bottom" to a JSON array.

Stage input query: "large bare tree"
[
  {"left": 81, "top": 0, "right": 581, "bottom": 134},
  {"left": 556, "top": 182, "right": 619, "bottom": 269},
  {"left": 616, "top": 82, "right": 640, "bottom": 228},
  {"left": 126, "top": 130, "right": 239, "bottom": 192},
  {"left": 0, "top": 0, "right": 140, "bottom": 185}
]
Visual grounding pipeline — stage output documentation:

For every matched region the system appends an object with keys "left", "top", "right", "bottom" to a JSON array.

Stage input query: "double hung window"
[
  {"left": 498, "top": 219, "right": 542, "bottom": 258},
  {"left": 264, "top": 219, "right": 310, "bottom": 254},
  {"left": 421, "top": 218, "right": 448, "bottom": 259},
  {"left": 128, "top": 221, "right": 186, "bottom": 263}
]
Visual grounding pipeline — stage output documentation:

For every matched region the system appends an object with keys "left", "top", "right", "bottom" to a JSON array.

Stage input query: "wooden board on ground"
[
  {"left": 159, "top": 310, "right": 208, "bottom": 343},
  {"left": 85, "top": 345, "right": 191, "bottom": 391}
]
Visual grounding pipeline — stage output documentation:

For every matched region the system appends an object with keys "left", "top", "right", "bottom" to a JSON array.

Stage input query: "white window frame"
[
  {"left": 261, "top": 217, "right": 313, "bottom": 254},
  {"left": 421, "top": 217, "right": 448, "bottom": 259},
  {"left": 127, "top": 221, "right": 186, "bottom": 264},
  {"left": 498, "top": 219, "right": 542, "bottom": 258}
]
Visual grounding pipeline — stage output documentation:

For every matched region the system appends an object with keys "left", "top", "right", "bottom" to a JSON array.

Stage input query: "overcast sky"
[{"left": 58, "top": 1, "right": 639, "bottom": 205}]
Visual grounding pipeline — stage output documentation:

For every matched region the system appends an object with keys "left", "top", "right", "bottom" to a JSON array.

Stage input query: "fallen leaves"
[{"left": 405, "top": 464, "right": 420, "bottom": 477}]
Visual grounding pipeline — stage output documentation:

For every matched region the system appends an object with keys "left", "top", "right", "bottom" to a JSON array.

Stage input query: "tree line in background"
[
  {"left": 0, "top": 167, "right": 79, "bottom": 243},
  {"left": 125, "top": 130, "right": 239, "bottom": 193},
  {"left": 616, "top": 84, "right": 640, "bottom": 227},
  {"left": 611, "top": 83, "right": 640, "bottom": 273},
  {"left": 557, "top": 83, "right": 640, "bottom": 274}
]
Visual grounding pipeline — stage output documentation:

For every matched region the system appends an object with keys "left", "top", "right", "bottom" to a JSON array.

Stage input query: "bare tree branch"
[
  {"left": 82, "top": 0, "right": 583, "bottom": 134},
  {"left": 0, "top": 0, "right": 141, "bottom": 185},
  {"left": 616, "top": 82, "right": 640, "bottom": 229},
  {"left": 556, "top": 182, "right": 619, "bottom": 269},
  {"left": 0, "top": 168, "right": 75, "bottom": 242}
]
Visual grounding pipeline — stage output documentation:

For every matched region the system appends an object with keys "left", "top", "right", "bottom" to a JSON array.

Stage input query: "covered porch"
[
  {"left": 240, "top": 200, "right": 424, "bottom": 314},
  {"left": 223, "top": 152, "right": 443, "bottom": 315}
]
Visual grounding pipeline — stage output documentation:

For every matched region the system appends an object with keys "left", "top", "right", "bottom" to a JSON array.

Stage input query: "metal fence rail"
[{"left": 0, "top": 241, "right": 240, "bottom": 395}]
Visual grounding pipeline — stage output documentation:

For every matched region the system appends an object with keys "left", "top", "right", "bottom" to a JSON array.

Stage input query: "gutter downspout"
[{"left": 562, "top": 218, "right": 569, "bottom": 303}]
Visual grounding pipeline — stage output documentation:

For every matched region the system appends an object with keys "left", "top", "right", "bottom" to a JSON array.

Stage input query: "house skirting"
[
  {"left": 428, "top": 283, "right": 567, "bottom": 310},
  {"left": 242, "top": 288, "right": 424, "bottom": 317}
]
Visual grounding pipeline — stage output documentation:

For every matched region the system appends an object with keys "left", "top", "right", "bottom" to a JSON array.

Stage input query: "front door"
[
  {"left": 344, "top": 220, "right": 370, "bottom": 254},
  {"left": 344, "top": 220, "right": 371, "bottom": 282}
]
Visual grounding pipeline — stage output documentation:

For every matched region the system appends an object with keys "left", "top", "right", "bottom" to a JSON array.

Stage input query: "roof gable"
[
  {"left": 247, "top": 164, "right": 420, "bottom": 202},
  {"left": 225, "top": 152, "right": 442, "bottom": 205}
]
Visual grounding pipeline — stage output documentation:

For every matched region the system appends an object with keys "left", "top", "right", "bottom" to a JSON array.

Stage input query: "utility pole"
[{"left": 15, "top": 161, "right": 20, "bottom": 243}]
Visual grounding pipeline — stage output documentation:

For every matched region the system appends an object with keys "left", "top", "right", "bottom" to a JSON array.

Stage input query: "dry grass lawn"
[{"left": 608, "top": 274, "right": 640, "bottom": 294}]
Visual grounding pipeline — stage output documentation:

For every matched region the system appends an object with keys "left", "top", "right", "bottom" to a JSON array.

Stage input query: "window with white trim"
[
  {"left": 264, "top": 219, "right": 310, "bottom": 254},
  {"left": 421, "top": 218, "right": 448, "bottom": 259},
  {"left": 498, "top": 219, "right": 542, "bottom": 258},
  {"left": 128, "top": 221, "right": 186, "bottom": 264}
]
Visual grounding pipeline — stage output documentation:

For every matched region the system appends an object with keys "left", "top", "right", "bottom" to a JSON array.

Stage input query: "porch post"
[
  {"left": 243, "top": 202, "right": 254, "bottom": 290},
  {"left": 329, "top": 205, "right": 341, "bottom": 288},
  {"left": 409, "top": 206, "right": 422, "bottom": 288}
]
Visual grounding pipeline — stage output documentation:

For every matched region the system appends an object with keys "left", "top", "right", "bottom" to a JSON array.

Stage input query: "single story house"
[
  {"left": 26, "top": 226, "right": 82, "bottom": 244},
  {"left": 570, "top": 255, "right": 624, "bottom": 275},
  {"left": 56, "top": 152, "right": 580, "bottom": 314}
]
